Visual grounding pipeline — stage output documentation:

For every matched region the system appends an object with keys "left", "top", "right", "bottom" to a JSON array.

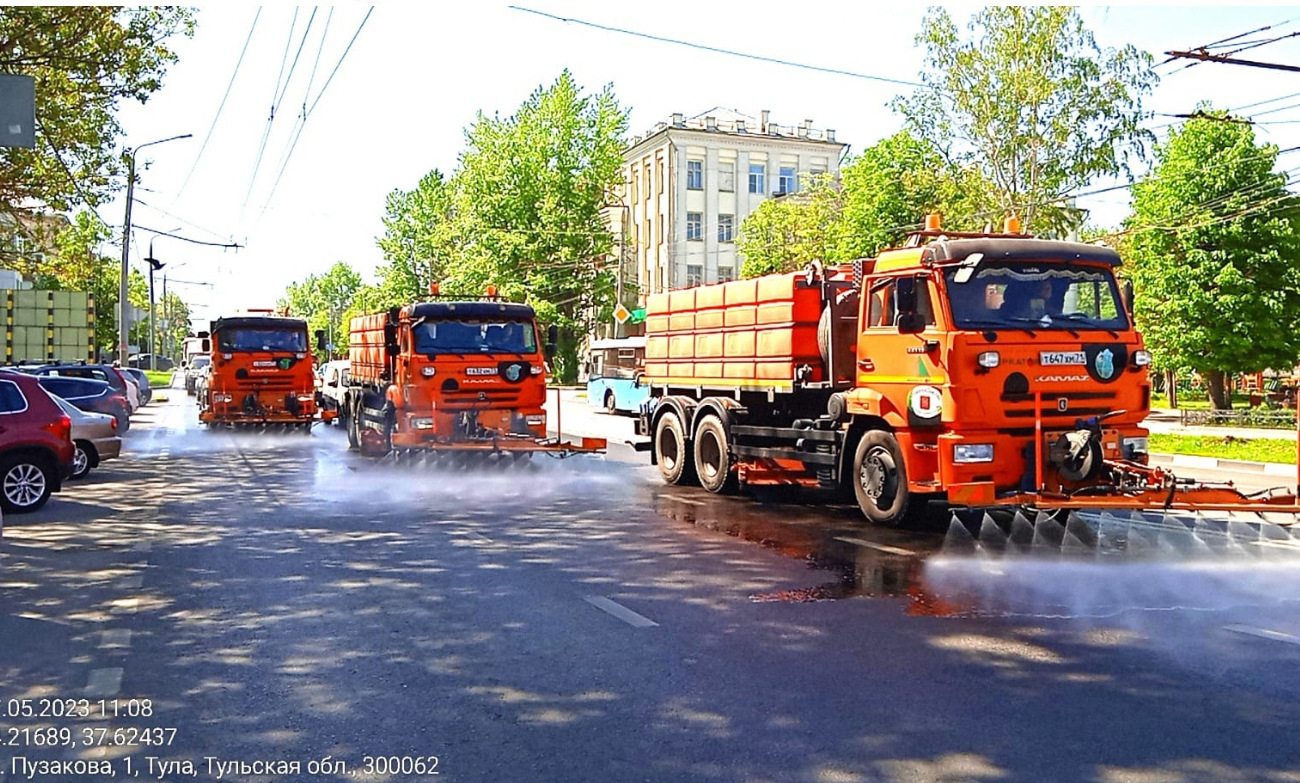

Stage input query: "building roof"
[{"left": 626, "top": 108, "right": 843, "bottom": 153}]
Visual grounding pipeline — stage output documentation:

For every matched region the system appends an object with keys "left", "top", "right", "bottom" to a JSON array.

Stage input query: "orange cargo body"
[
  {"left": 348, "top": 312, "right": 390, "bottom": 385},
  {"left": 644, "top": 272, "right": 824, "bottom": 389}
]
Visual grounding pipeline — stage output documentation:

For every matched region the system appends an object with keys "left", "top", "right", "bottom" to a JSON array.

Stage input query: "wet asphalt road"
[{"left": 1, "top": 387, "right": 1299, "bottom": 783}]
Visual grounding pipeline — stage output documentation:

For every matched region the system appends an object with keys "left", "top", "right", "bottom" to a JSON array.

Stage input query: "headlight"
[
  {"left": 421, "top": 366, "right": 437, "bottom": 377},
  {"left": 1122, "top": 436, "right": 1149, "bottom": 457},
  {"left": 977, "top": 351, "right": 1000, "bottom": 369},
  {"left": 530, "top": 366, "right": 544, "bottom": 376},
  {"left": 296, "top": 395, "right": 314, "bottom": 402},
  {"left": 526, "top": 414, "right": 545, "bottom": 425},
  {"left": 1133, "top": 350, "right": 1152, "bottom": 367},
  {"left": 953, "top": 443, "right": 994, "bottom": 463}
]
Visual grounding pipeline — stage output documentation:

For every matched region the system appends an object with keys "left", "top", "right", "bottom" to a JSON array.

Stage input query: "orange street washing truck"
[
  {"left": 197, "top": 310, "right": 320, "bottom": 431},
  {"left": 342, "top": 289, "right": 604, "bottom": 461},
  {"left": 635, "top": 215, "right": 1300, "bottom": 528}
]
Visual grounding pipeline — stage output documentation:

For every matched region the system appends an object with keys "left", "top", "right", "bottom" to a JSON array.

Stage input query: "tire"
[
  {"left": 604, "top": 390, "right": 617, "bottom": 414},
  {"left": 0, "top": 453, "right": 54, "bottom": 514},
  {"left": 71, "top": 441, "right": 98, "bottom": 479},
  {"left": 654, "top": 410, "right": 697, "bottom": 486},
  {"left": 693, "top": 414, "right": 737, "bottom": 494},
  {"left": 345, "top": 396, "right": 360, "bottom": 450},
  {"left": 851, "top": 430, "right": 928, "bottom": 527}
]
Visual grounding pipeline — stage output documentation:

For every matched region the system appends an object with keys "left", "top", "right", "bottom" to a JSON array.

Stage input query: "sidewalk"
[{"left": 1143, "top": 408, "right": 1296, "bottom": 442}]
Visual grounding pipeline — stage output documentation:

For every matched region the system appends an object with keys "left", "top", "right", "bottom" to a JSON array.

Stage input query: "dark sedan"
[
  {"left": 123, "top": 367, "right": 153, "bottom": 405},
  {"left": 35, "top": 376, "right": 131, "bottom": 432}
]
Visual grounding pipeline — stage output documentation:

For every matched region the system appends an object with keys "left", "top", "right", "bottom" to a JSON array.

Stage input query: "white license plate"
[{"left": 1040, "top": 351, "right": 1086, "bottom": 366}]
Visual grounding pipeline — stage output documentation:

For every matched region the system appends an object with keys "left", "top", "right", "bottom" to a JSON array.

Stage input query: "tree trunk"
[
  {"left": 1205, "top": 369, "right": 1232, "bottom": 410},
  {"left": 1166, "top": 368, "right": 1178, "bottom": 409}
]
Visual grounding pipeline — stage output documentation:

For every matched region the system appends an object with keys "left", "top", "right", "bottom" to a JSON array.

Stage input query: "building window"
[
  {"left": 810, "top": 165, "right": 827, "bottom": 176},
  {"left": 718, "top": 162, "right": 735, "bottom": 192},
  {"left": 718, "top": 265, "right": 735, "bottom": 282},
  {"left": 687, "top": 265, "right": 703, "bottom": 287},
  {"left": 748, "top": 163, "right": 765, "bottom": 194},
  {"left": 686, "top": 212, "right": 703, "bottom": 241},
  {"left": 657, "top": 161, "right": 664, "bottom": 192},
  {"left": 718, "top": 214, "right": 735, "bottom": 243},
  {"left": 779, "top": 166, "right": 797, "bottom": 194},
  {"left": 686, "top": 160, "right": 703, "bottom": 190}
]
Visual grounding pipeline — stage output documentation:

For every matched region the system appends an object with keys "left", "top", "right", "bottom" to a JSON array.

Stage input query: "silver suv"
[{"left": 184, "top": 355, "right": 211, "bottom": 395}]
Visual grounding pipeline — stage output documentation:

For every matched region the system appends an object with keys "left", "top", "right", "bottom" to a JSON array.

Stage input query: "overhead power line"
[
  {"left": 508, "top": 5, "right": 924, "bottom": 89},
  {"left": 133, "top": 224, "right": 243, "bottom": 249},
  {"left": 243, "top": 7, "right": 301, "bottom": 211},
  {"left": 175, "top": 7, "right": 261, "bottom": 203}
]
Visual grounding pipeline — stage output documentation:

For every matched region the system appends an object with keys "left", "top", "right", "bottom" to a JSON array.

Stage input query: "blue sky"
[{"left": 102, "top": 4, "right": 1300, "bottom": 324}]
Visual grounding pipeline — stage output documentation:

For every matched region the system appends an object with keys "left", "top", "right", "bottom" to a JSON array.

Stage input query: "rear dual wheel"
[
  {"left": 693, "top": 414, "right": 737, "bottom": 495},
  {"left": 654, "top": 410, "right": 696, "bottom": 486}
]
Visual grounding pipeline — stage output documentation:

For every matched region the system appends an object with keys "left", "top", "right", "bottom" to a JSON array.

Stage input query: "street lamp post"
[{"left": 118, "top": 133, "right": 191, "bottom": 366}]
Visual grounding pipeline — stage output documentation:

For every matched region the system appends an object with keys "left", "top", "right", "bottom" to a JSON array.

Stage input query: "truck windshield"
[
  {"left": 217, "top": 328, "right": 307, "bottom": 352},
  {"left": 413, "top": 320, "right": 538, "bottom": 355},
  {"left": 944, "top": 263, "right": 1129, "bottom": 331}
]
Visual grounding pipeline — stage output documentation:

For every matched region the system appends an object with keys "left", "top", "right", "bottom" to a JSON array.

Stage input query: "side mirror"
[
  {"left": 544, "top": 324, "right": 558, "bottom": 361},
  {"left": 315, "top": 329, "right": 327, "bottom": 352},
  {"left": 1120, "top": 278, "right": 1134, "bottom": 317},
  {"left": 200, "top": 338, "right": 210, "bottom": 353},
  {"left": 180, "top": 361, "right": 188, "bottom": 369},
  {"left": 895, "top": 275, "right": 926, "bottom": 335}
]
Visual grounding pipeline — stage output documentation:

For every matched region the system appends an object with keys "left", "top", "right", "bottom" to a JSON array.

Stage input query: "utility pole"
[{"left": 118, "top": 134, "right": 192, "bottom": 366}]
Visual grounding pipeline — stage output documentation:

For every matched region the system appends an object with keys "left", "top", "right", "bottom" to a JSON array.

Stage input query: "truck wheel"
[
  {"left": 852, "top": 430, "right": 926, "bottom": 527},
  {"left": 345, "top": 398, "right": 360, "bottom": 450},
  {"left": 693, "top": 414, "right": 737, "bottom": 494},
  {"left": 654, "top": 410, "right": 697, "bottom": 486}
]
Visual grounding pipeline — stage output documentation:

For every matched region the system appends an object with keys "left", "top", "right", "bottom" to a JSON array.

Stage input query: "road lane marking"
[
  {"left": 584, "top": 596, "right": 659, "bottom": 628},
  {"left": 99, "top": 629, "right": 132, "bottom": 649},
  {"left": 132, "top": 541, "right": 153, "bottom": 553},
  {"left": 665, "top": 496, "right": 704, "bottom": 506},
  {"left": 834, "top": 537, "right": 916, "bottom": 557},
  {"left": 84, "top": 668, "right": 123, "bottom": 697},
  {"left": 1225, "top": 624, "right": 1300, "bottom": 646},
  {"left": 120, "top": 575, "right": 144, "bottom": 589}
]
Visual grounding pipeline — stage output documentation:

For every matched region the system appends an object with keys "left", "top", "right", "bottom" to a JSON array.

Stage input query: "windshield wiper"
[
  {"left": 961, "top": 318, "right": 1037, "bottom": 337},
  {"left": 1057, "top": 313, "right": 1120, "bottom": 338}
]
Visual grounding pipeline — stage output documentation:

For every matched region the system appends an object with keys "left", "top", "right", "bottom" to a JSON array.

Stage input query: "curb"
[{"left": 1150, "top": 452, "right": 1295, "bottom": 477}]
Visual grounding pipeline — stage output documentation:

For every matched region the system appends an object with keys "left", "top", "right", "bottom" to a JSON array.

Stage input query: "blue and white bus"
[{"left": 585, "top": 336, "right": 648, "bottom": 415}]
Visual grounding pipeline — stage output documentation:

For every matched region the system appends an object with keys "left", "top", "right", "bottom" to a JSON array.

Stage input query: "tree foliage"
[
  {"left": 1126, "top": 111, "right": 1300, "bottom": 409},
  {"left": 372, "top": 71, "right": 628, "bottom": 382},
  {"left": 0, "top": 6, "right": 194, "bottom": 256},
  {"left": 737, "top": 174, "right": 842, "bottom": 278},
  {"left": 894, "top": 6, "right": 1155, "bottom": 233},
  {"left": 279, "top": 261, "right": 365, "bottom": 359}
]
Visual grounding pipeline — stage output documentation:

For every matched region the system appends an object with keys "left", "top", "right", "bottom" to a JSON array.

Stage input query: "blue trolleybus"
[{"left": 585, "top": 336, "right": 648, "bottom": 415}]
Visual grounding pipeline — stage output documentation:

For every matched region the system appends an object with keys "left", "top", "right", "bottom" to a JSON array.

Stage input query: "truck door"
[{"left": 858, "top": 274, "right": 941, "bottom": 422}]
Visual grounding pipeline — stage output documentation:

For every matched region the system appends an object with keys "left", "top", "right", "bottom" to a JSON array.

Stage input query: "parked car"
[
  {"left": 184, "top": 355, "right": 211, "bottom": 394},
  {"left": 34, "top": 376, "right": 130, "bottom": 432},
  {"left": 317, "top": 360, "right": 350, "bottom": 424},
  {"left": 51, "top": 395, "right": 120, "bottom": 479},
  {"left": 129, "top": 354, "right": 174, "bottom": 371},
  {"left": 122, "top": 367, "right": 152, "bottom": 405},
  {"left": 194, "top": 363, "right": 212, "bottom": 407},
  {"left": 0, "top": 369, "right": 75, "bottom": 513},
  {"left": 25, "top": 363, "right": 138, "bottom": 414}
]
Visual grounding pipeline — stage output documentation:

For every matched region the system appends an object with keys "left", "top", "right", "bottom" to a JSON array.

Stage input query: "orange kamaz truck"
[
  {"left": 342, "top": 294, "right": 604, "bottom": 460},
  {"left": 636, "top": 216, "right": 1300, "bottom": 525},
  {"left": 197, "top": 311, "right": 320, "bottom": 431}
]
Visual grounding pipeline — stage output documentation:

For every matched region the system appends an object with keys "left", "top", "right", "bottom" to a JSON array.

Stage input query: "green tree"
[
  {"left": 375, "top": 169, "right": 457, "bottom": 304},
  {"left": 279, "top": 261, "right": 365, "bottom": 358},
  {"left": 0, "top": 7, "right": 195, "bottom": 254},
  {"left": 443, "top": 70, "right": 628, "bottom": 382},
  {"left": 894, "top": 6, "right": 1155, "bottom": 233},
  {"left": 1126, "top": 110, "right": 1300, "bottom": 410},
  {"left": 837, "top": 131, "right": 993, "bottom": 257},
  {"left": 737, "top": 174, "right": 843, "bottom": 278}
]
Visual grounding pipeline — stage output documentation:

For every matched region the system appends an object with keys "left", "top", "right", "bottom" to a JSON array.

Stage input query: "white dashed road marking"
[
  {"left": 99, "top": 629, "right": 132, "bottom": 649},
  {"left": 84, "top": 668, "right": 123, "bottom": 697},
  {"left": 1225, "top": 625, "right": 1300, "bottom": 646},
  {"left": 120, "top": 575, "right": 144, "bottom": 589},
  {"left": 834, "top": 537, "right": 916, "bottom": 557},
  {"left": 585, "top": 596, "right": 659, "bottom": 628}
]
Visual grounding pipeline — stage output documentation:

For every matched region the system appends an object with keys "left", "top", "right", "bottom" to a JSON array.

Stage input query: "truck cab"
[{"left": 197, "top": 314, "right": 318, "bottom": 429}]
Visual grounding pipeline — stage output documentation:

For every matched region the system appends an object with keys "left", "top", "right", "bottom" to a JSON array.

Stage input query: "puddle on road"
[{"left": 649, "top": 488, "right": 961, "bottom": 613}]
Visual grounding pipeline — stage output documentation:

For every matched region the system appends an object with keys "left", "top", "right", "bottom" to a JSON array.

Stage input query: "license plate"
[{"left": 1040, "top": 351, "right": 1085, "bottom": 366}]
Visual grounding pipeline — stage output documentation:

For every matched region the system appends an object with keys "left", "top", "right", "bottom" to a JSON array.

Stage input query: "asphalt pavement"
[{"left": 1, "top": 386, "right": 1298, "bottom": 783}]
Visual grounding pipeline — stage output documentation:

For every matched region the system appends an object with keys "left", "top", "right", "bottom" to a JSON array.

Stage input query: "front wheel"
[
  {"left": 654, "top": 410, "right": 697, "bottom": 486},
  {"left": 852, "top": 430, "right": 928, "bottom": 527}
]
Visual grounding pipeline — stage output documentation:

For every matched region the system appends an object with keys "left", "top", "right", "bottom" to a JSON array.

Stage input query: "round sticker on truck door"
[{"left": 908, "top": 385, "right": 943, "bottom": 420}]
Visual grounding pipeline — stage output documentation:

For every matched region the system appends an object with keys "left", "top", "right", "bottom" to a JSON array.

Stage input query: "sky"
[{"left": 99, "top": 3, "right": 1300, "bottom": 327}]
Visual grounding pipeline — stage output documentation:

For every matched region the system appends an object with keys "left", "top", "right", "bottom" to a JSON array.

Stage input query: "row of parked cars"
[{"left": 0, "top": 362, "right": 156, "bottom": 514}]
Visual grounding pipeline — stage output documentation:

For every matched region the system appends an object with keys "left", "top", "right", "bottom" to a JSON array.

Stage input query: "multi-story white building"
[{"left": 617, "top": 108, "right": 846, "bottom": 305}]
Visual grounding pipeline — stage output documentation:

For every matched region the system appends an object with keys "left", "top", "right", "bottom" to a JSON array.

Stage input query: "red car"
[{"left": 0, "top": 369, "right": 75, "bottom": 513}]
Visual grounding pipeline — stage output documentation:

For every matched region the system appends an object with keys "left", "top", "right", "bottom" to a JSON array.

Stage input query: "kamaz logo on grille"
[{"left": 465, "top": 367, "right": 498, "bottom": 376}]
